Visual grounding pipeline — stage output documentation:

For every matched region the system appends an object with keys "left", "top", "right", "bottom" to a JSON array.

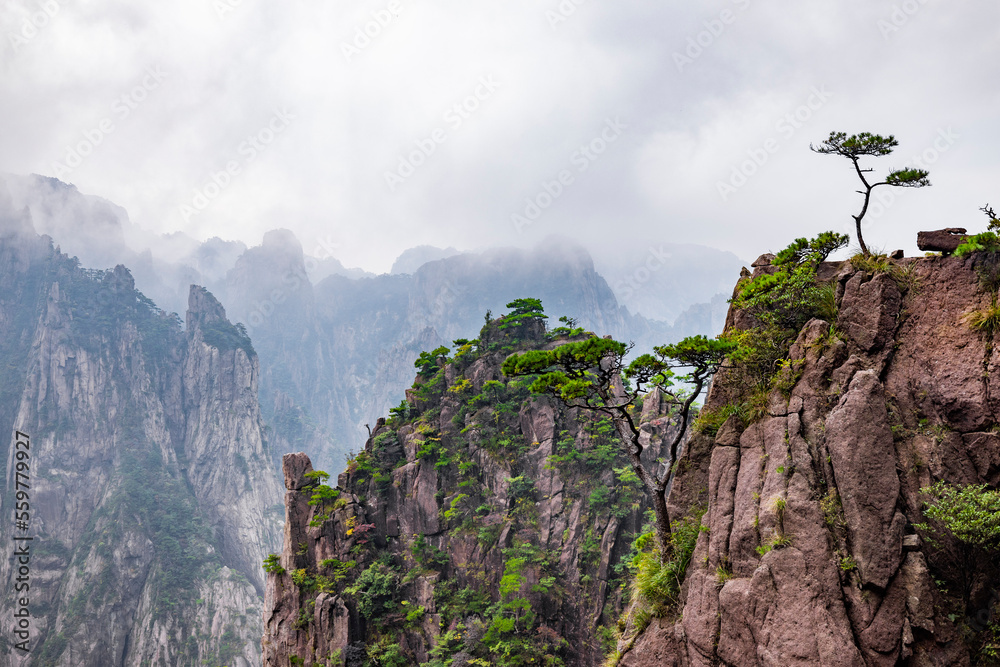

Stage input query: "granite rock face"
[
  {"left": 621, "top": 256, "right": 1000, "bottom": 665},
  {"left": 263, "top": 323, "right": 685, "bottom": 666},
  {"left": 0, "top": 184, "right": 282, "bottom": 667}
]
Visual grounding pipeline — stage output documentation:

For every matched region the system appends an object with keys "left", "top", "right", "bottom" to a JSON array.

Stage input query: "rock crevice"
[{"left": 623, "top": 256, "right": 997, "bottom": 666}]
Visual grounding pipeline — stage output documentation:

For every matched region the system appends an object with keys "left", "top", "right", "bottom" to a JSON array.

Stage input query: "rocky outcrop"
[
  {"left": 916, "top": 228, "right": 969, "bottom": 254},
  {"left": 0, "top": 187, "right": 281, "bottom": 666},
  {"left": 622, "top": 255, "right": 1000, "bottom": 665},
  {"left": 263, "top": 321, "right": 684, "bottom": 666},
  {"left": 225, "top": 234, "right": 692, "bottom": 476}
]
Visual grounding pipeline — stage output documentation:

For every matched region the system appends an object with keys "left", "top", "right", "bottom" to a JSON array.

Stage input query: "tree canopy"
[
  {"left": 498, "top": 298, "right": 547, "bottom": 330},
  {"left": 811, "top": 131, "right": 930, "bottom": 256},
  {"left": 503, "top": 330, "right": 734, "bottom": 561}
]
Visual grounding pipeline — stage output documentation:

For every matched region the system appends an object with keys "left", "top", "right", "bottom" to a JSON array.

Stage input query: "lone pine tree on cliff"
[
  {"left": 811, "top": 131, "right": 930, "bottom": 256},
  {"left": 503, "top": 316, "right": 733, "bottom": 563}
]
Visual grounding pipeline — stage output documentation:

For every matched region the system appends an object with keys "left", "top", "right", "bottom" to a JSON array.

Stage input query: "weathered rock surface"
[
  {"left": 916, "top": 228, "right": 969, "bottom": 254},
  {"left": 0, "top": 182, "right": 282, "bottom": 667},
  {"left": 263, "top": 322, "right": 685, "bottom": 666},
  {"left": 621, "top": 255, "right": 1000, "bottom": 665}
]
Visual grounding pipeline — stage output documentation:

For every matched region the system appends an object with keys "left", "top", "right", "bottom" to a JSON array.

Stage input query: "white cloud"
[{"left": 1, "top": 0, "right": 998, "bottom": 272}]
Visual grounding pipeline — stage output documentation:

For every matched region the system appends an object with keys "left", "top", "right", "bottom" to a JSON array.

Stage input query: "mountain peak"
[
  {"left": 187, "top": 284, "right": 229, "bottom": 328},
  {"left": 390, "top": 244, "right": 462, "bottom": 274}
]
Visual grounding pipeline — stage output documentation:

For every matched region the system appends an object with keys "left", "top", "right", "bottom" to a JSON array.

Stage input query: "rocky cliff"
[
  {"left": 0, "top": 181, "right": 282, "bottom": 666},
  {"left": 620, "top": 255, "right": 1000, "bottom": 665},
  {"left": 261, "top": 314, "right": 683, "bottom": 666},
  {"left": 3, "top": 174, "right": 737, "bottom": 477},
  {"left": 223, "top": 230, "right": 698, "bottom": 475}
]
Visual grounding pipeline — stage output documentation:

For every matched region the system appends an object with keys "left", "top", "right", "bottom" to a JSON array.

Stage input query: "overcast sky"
[{"left": 2, "top": 1, "right": 998, "bottom": 272}]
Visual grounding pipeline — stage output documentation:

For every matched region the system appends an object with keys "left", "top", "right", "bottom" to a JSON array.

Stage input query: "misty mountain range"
[{"left": 2, "top": 173, "right": 745, "bottom": 473}]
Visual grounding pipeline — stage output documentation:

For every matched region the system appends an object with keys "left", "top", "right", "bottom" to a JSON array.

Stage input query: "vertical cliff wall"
[
  {"left": 262, "top": 319, "right": 684, "bottom": 666},
  {"left": 0, "top": 188, "right": 282, "bottom": 666},
  {"left": 621, "top": 256, "right": 1000, "bottom": 665}
]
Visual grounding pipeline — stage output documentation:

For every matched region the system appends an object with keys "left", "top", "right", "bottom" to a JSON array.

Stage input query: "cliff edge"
[{"left": 622, "top": 255, "right": 1000, "bottom": 665}]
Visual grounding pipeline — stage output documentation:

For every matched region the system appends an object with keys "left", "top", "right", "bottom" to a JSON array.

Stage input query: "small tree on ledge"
[
  {"left": 502, "top": 334, "right": 734, "bottom": 563},
  {"left": 811, "top": 131, "right": 930, "bottom": 257}
]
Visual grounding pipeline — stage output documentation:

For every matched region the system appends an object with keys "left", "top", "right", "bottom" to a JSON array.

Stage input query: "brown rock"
[
  {"left": 717, "top": 549, "right": 863, "bottom": 666},
  {"left": 752, "top": 253, "right": 776, "bottom": 267},
  {"left": 728, "top": 425, "right": 766, "bottom": 576},
  {"left": 900, "top": 551, "right": 936, "bottom": 633},
  {"left": 282, "top": 452, "right": 314, "bottom": 490},
  {"left": 836, "top": 272, "right": 901, "bottom": 354},
  {"left": 858, "top": 573, "right": 906, "bottom": 663},
  {"left": 617, "top": 618, "right": 687, "bottom": 667},
  {"left": 824, "top": 370, "right": 903, "bottom": 588},
  {"left": 884, "top": 256, "right": 990, "bottom": 433},
  {"left": 962, "top": 432, "right": 1000, "bottom": 485},
  {"left": 622, "top": 258, "right": 993, "bottom": 665},
  {"left": 916, "top": 228, "right": 968, "bottom": 254},
  {"left": 714, "top": 415, "right": 743, "bottom": 447},
  {"left": 706, "top": 446, "right": 740, "bottom": 567},
  {"left": 680, "top": 539, "right": 722, "bottom": 659}
]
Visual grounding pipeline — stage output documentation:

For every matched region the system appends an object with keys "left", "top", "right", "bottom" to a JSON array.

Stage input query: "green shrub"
[
  {"left": 772, "top": 232, "right": 849, "bottom": 266},
  {"left": 627, "top": 509, "right": 704, "bottom": 613},
  {"left": 755, "top": 533, "right": 792, "bottom": 556},
  {"left": 498, "top": 297, "right": 548, "bottom": 331},
  {"left": 318, "top": 558, "right": 355, "bottom": 583},
  {"left": 405, "top": 604, "right": 426, "bottom": 624},
  {"left": 916, "top": 481, "right": 1000, "bottom": 548},
  {"left": 725, "top": 232, "right": 846, "bottom": 407},
  {"left": 411, "top": 534, "right": 450, "bottom": 569},
  {"left": 956, "top": 232, "right": 1000, "bottom": 256},
  {"left": 415, "top": 346, "right": 450, "bottom": 378},
  {"left": 443, "top": 493, "right": 469, "bottom": 522},
  {"left": 294, "top": 605, "right": 314, "bottom": 629},
  {"left": 344, "top": 562, "right": 398, "bottom": 620},
  {"left": 366, "top": 637, "right": 410, "bottom": 667},
  {"left": 838, "top": 555, "right": 857, "bottom": 572},
  {"left": 693, "top": 402, "right": 741, "bottom": 436},
  {"left": 308, "top": 483, "right": 339, "bottom": 507},
  {"left": 506, "top": 475, "right": 537, "bottom": 502},
  {"left": 965, "top": 298, "right": 1000, "bottom": 338},
  {"left": 732, "top": 235, "right": 841, "bottom": 331},
  {"left": 263, "top": 554, "right": 285, "bottom": 575},
  {"left": 201, "top": 319, "right": 255, "bottom": 357}
]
